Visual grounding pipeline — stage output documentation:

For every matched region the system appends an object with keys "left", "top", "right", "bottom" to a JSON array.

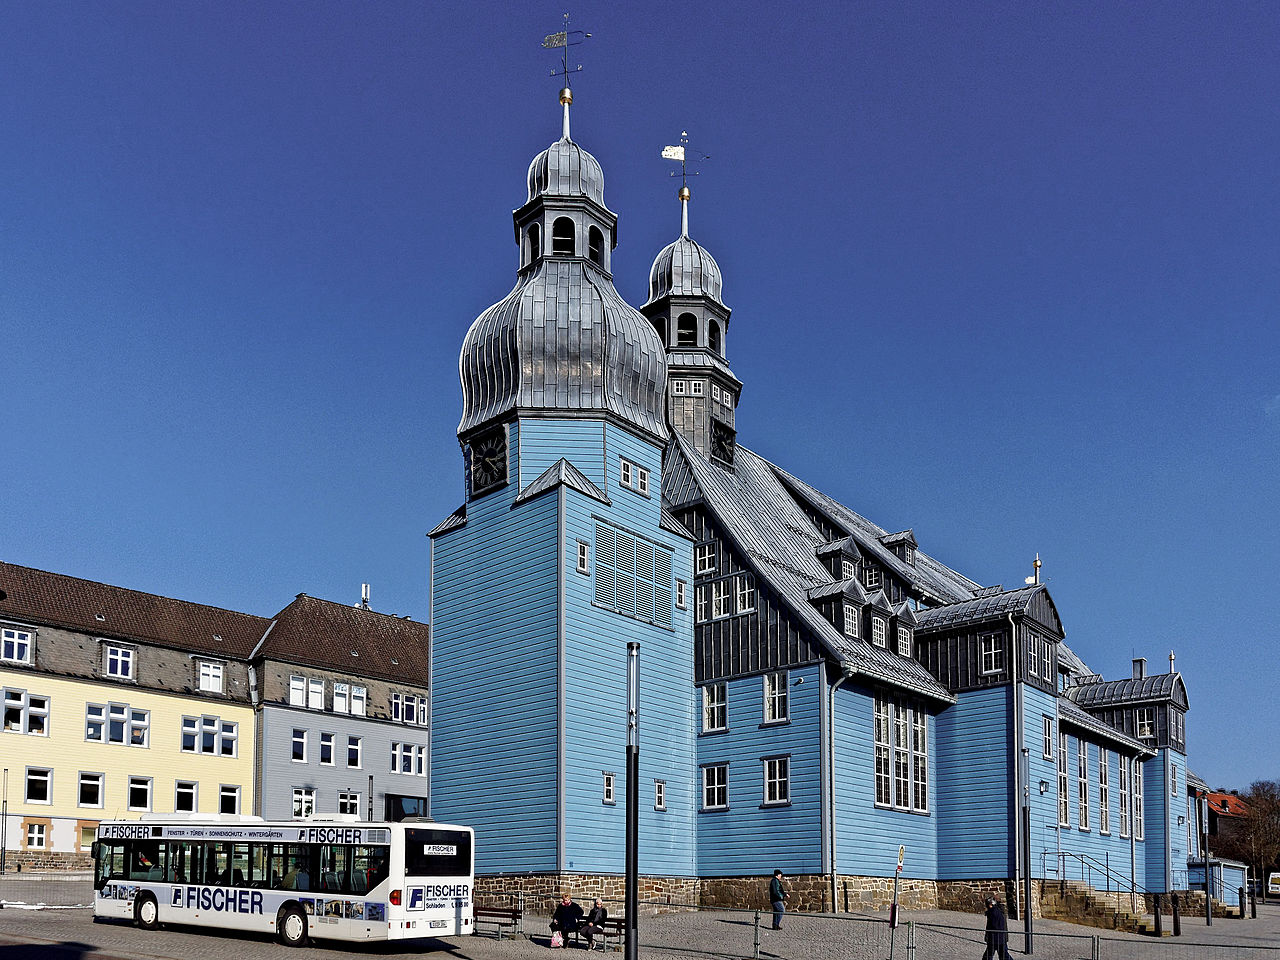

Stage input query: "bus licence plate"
[{"left": 429, "top": 920, "right": 448, "bottom": 929}]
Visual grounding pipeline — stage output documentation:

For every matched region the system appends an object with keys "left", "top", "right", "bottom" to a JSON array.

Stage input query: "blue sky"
[{"left": 2, "top": 2, "right": 1276, "bottom": 790}]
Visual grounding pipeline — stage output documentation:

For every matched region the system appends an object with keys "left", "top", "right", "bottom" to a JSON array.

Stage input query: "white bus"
[{"left": 92, "top": 815, "right": 474, "bottom": 946}]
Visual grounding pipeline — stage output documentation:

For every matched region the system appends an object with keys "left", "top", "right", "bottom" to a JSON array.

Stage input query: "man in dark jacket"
[
  {"left": 550, "top": 894, "right": 584, "bottom": 946},
  {"left": 982, "top": 895, "right": 1012, "bottom": 960},
  {"left": 768, "top": 870, "right": 789, "bottom": 930},
  {"left": 581, "top": 898, "right": 608, "bottom": 948}
]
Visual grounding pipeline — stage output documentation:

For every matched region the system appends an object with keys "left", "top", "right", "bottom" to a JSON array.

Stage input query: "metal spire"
[
  {"left": 542, "top": 13, "right": 591, "bottom": 141},
  {"left": 662, "top": 131, "right": 708, "bottom": 238}
]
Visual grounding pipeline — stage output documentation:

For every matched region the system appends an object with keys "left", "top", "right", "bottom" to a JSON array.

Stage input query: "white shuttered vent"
[{"left": 595, "top": 522, "right": 674, "bottom": 628}]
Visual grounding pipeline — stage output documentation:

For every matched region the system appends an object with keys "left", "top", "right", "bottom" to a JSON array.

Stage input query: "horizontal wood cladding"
[
  {"left": 681, "top": 507, "right": 823, "bottom": 684},
  {"left": 916, "top": 625, "right": 1012, "bottom": 693},
  {"left": 1085, "top": 705, "right": 1184, "bottom": 753}
]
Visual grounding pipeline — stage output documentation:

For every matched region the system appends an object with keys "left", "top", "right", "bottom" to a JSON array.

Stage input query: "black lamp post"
[{"left": 625, "top": 642, "right": 639, "bottom": 960}]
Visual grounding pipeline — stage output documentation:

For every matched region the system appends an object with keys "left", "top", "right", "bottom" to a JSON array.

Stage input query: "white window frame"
[
  {"left": 1134, "top": 761, "right": 1144, "bottom": 840},
  {"left": 763, "top": 671, "right": 789, "bottom": 724},
  {"left": 863, "top": 564, "right": 882, "bottom": 589},
  {"left": 1077, "top": 738, "right": 1090, "bottom": 831},
  {"left": 695, "top": 584, "right": 710, "bottom": 623},
  {"left": 338, "top": 791, "right": 360, "bottom": 816},
  {"left": 128, "top": 775, "right": 153, "bottom": 812},
  {"left": 307, "top": 678, "right": 324, "bottom": 710},
  {"left": 289, "top": 675, "right": 306, "bottom": 706},
  {"left": 654, "top": 780, "right": 666, "bottom": 811},
  {"left": 292, "top": 787, "right": 316, "bottom": 818},
  {"left": 871, "top": 616, "right": 887, "bottom": 648},
  {"left": 1057, "top": 732, "right": 1070, "bottom": 826},
  {"left": 1099, "top": 749, "right": 1111, "bottom": 835},
  {"left": 896, "top": 625, "right": 912, "bottom": 657},
  {"left": 26, "top": 822, "right": 46, "bottom": 848},
  {"left": 763, "top": 756, "right": 790, "bottom": 806},
  {"left": 843, "top": 602, "right": 860, "bottom": 638},
  {"left": 334, "top": 682, "right": 349, "bottom": 714},
  {"left": 874, "top": 698, "right": 891, "bottom": 806},
  {"left": 690, "top": 380, "right": 705, "bottom": 396},
  {"left": 695, "top": 543, "right": 717, "bottom": 575},
  {"left": 711, "top": 579, "right": 732, "bottom": 619},
  {"left": 3, "top": 687, "right": 49, "bottom": 736},
  {"left": 1119, "top": 755, "right": 1131, "bottom": 839},
  {"left": 912, "top": 706, "right": 928, "bottom": 812},
  {"left": 702, "top": 764, "right": 728, "bottom": 810},
  {"left": 736, "top": 575, "right": 756, "bottom": 614},
  {"left": 980, "top": 635, "right": 1005, "bottom": 675},
  {"left": 841, "top": 558, "right": 855, "bottom": 580},
  {"left": 711, "top": 383, "right": 721, "bottom": 402},
  {"left": 702, "top": 682, "right": 727, "bottom": 733},
  {"left": 619, "top": 459, "right": 633, "bottom": 488},
  {"left": 319, "top": 731, "right": 335, "bottom": 765},
  {"left": 196, "top": 660, "right": 224, "bottom": 693},
  {"left": 291, "top": 728, "right": 307, "bottom": 763},
  {"left": 25, "top": 766, "right": 52, "bottom": 804},
  {"left": 78, "top": 771, "right": 105, "bottom": 808},
  {"left": 1043, "top": 716, "right": 1054, "bottom": 759},
  {"left": 104, "top": 644, "right": 135, "bottom": 680},
  {"left": 220, "top": 784, "right": 240, "bottom": 815},
  {"left": 577, "top": 541, "right": 590, "bottom": 574},
  {"left": 1, "top": 628, "right": 33, "bottom": 665},
  {"left": 1171, "top": 762, "right": 1178, "bottom": 797},
  {"left": 672, "top": 379, "right": 687, "bottom": 395},
  {"left": 675, "top": 580, "right": 687, "bottom": 610},
  {"left": 602, "top": 771, "right": 616, "bottom": 805},
  {"left": 637, "top": 465, "right": 650, "bottom": 496},
  {"left": 175, "top": 780, "right": 198, "bottom": 813},
  {"left": 1136, "top": 707, "right": 1154, "bottom": 740},
  {"left": 348, "top": 735, "right": 362, "bottom": 768},
  {"left": 351, "top": 685, "right": 367, "bottom": 716}
]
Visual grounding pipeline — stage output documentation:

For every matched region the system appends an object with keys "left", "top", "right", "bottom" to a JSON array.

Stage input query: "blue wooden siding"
[
  {"left": 1142, "top": 751, "right": 1168, "bottom": 892},
  {"left": 430, "top": 479, "right": 561, "bottom": 874},
  {"left": 935, "top": 686, "right": 1010, "bottom": 878},
  {"left": 696, "top": 663, "right": 825, "bottom": 877},
  {"left": 1023, "top": 685, "right": 1062, "bottom": 881},
  {"left": 519, "top": 419, "right": 607, "bottom": 489},
  {"left": 1166, "top": 749, "right": 1189, "bottom": 889},
  {"left": 834, "top": 682, "right": 939, "bottom": 880}
]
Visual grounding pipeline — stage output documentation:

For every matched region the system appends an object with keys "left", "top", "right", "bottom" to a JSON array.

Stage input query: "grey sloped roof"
[
  {"left": 807, "top": 578, "right": 867, "bottom": 602},
  {"left": 770, "top": 465, "right": 981, "bottom": 604},
  {"left": 646, "top": 235, "right": 726, "bottom": 307},
  {"left": 660, "top": 507, "right": 696, "bottom": 541},
  {"left": 1056, "top": 640, "right": 1093, "bottom": 678},
  {"left": 1187, "top": 770, "right": 1210, "bottom": 793},
  {"left": 1057, "top": 697, "right": 1150, "bottom": 754},
  {"left": 665, "top": 436, "right": 953, "bottom": 705},
  {"left": 881, "top": 529, "right": 917, "bottom": 548},
  {"left": 428, "top": 504, "right": 468, "bottom": 538},
  {"left": 915, "top": 584, "right": 1047, "bottom": 633},
  {"left": 663, "top": 350, "right": 742, "bottom": 385},
  {"left": 816, "top": 536, "right": 860, "bottom": 559},
  {"left": 1064, "top": 673, "right": 1189, "bottom": 710},
  {"left": 527, "top": 136, "right": 607, "bottom": 208},
  {"left": 513, "top": 458, "right": 610, "bottom": 507}
]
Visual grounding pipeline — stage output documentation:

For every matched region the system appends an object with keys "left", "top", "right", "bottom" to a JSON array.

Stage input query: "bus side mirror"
[{"left": 91, "top": 842, "right": 101, "bottom": 860}]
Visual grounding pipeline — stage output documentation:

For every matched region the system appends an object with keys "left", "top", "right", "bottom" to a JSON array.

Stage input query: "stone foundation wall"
[
  {"left": 700, "top": 874, "right": 833, "bottom": 913},
  {"left": 836, "top": 875, "right": 939, "bottom": 913},
  {"left": 474, "top": 873, "right": 699, "bottom": 916},
  {"left": 1, "top": 850, "right": 92, "bottom": 872}
]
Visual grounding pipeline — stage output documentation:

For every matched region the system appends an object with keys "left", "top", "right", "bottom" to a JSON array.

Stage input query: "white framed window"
[
  {"left": 702, "top": 683, "right": 727, "bottom": 733},
  {"left": 873, "top": 697, "right": 928, "bottom": 812},
  {"left": 197, "top": 661, "right": 224, "bottom": 693},
  {"left": 694, "top": 542, "right": 717, "bottom": 575},
  {"left": 874, "top": 698, "right": 891, "bottom": 805},
  {"left": 980, "top": 635, "right": 1004, "bottom": 675},
  {"left": 292, "top": 787, "right": 315, "bottom": 818},
  {"left": 128, "top": 776, "right": 152, "bottom": 811},
  {"left": 690, "top": 380, "right": 705, "bottom": 396},
  {"left": 25, "top": 767, "right": 52, "bottom": 804},
  {"left": 841, "top": 558, "right": 856, "bottom": 580},
  {"left": 334, "top": 682, "right": 349, "bottom": 714},
  {"left": 1136, "top": 707, "right": 1154, "bottom": 740},
  {"left": 289, "top": 675, "right": 306, "bottom": 706},
  {"left": 711, "top": 579, "right": 732, "bottom": 619},
  {"left": 3, "top": 688, "right": 48, "bottom": 735},
  {"left": 85, "top": 702, "right": 149, "bottom": 746},
  {"left": 702, "top": 764, "right": 728, "bottom": 810},
  {"left": 220, "top": 784, "right": 240, "bottom": 815},
  {"left": 2, "top": 628, "right": 33, "bottom": 664},
  {"left": 763, "top": 671, "right": 788, "bottom": 724},
  {"left": 391, "top": 692, "right": 402, "bottom": 722},
  {"left": 912, "top": 706, "right": 928, "bottom": 811},
  {"left": 175, "top": 780, "right": 198, "bottom": 813},
  {"left": 1119, "top": 755, "right": 1131, "bottom": 839},
  {"left": 1077, "top": 738, "right": 1090, "bottom": 830},
  {"left": 1057, "top": 732, "right": 1070, "bottom": 826},
  {"left": 896, "top": 625, "right": 912, "bottom": 657},
  {"left": 695, "top": 585, "right": 709, "bottom": 623},
  {"left": 763, "top": 756, "right": 790, "bottom": 806},
  {"left": 711, "top": 383, "right": 721, "bottom": 402},
  {"left": 181, "top": 715, "right": 236, "bottom": 756},
  {"left": 637, "top": 466, "right": 650, "bottom": 496},
  {"left": 871, "top": 616, "right": 887, "bottom": 648},
  {"left": 338, "top": 792, "right": 360, "bottom": 816},
  {"left": 1026, "top": 633, "right": 1040, "bottom": 676},
  {"left": 735, "top": 574, "right": 756, "bottom": 614},
  {"left": 1134, "top": 761, "right": 1144, "bottom": 840},
  {"left": 78, "top": 771, "right": 104, "bottom": 808},
  {"left": 347, "top": 735, "right": 362, "bottom": 768},
  {"left": 654, "top": 780, "right": 666, "bottom": 811},
  {"left": 26, "top": 822, "right": 46, "bottom": 848},
  {"left": 676, "top": 580, "right": 687, "bottom": 610},
  {"left": 1171, "top": 762, "right": 1178, "bottom": 797},
  {"left": 672, "top": 379, "right": 687, "bottom": 395},
  {"left": 105, "top": 644, "right": 135, "bottom": 680},
  {"left": 351, "top": 686, "right": 367, "bottom": 716},
  {"left": 620, "top": 459, "right": 633, "bottom": 488},
  {"left": 291, "top": 728, "right": 307, "bottom": 762},
  {"left": 1043, "top": 716, "right": 1054, "bottom": 759},
  {"left": 577, "top": 541, "right": 590, "bottom": 574},
  {"left": 843, "top": 602, "right": 860, "bottom": 638},
  {"left": 307, "top": 678, "right": 324, "bottom": 710},
  {"left": 602, "top": 772, "right": 616, "bottom": 805},
  {"left": 319, "top": 732, "right": 335, "bottom": 765},
  {"left": 894, "top": 698, "right": 910, "bottom": 807},
  {"left": 1099, "top": 749, "right": 1111, "bottom": 835},
  {"left": 722, "top": 392, "right": 733, "bottom": 409},
  {"left": 391, "top": 742, "right": 427, "bottom": 777},
  {"left": 618, "top": 459, "right": 650, "bottom": 496},
  {"left": 863, "top": 565, "right": 882, "bottom": 589}
]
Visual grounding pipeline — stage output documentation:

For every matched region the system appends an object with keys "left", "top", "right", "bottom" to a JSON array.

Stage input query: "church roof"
[
  {"left": 914, "top": 584, "right": 1060, "bottom": 633},
  {"left": 1064, "top": 673, "right": 1189, "bottom": 710},
  {"left": 527, "top": 136, "right": 607, "bottom": 208},
  {"left": 667, "top": 436, "right": 954, "bottom": 704},
  {"left": 646, "top": 235, "right": 726, "bottom": 307}
]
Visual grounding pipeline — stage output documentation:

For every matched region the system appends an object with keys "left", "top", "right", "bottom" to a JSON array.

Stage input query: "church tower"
[
  {"left": 641, "top": 184, "right": 740, "bottom": 465},
  {"left": 430, "top": 83, "right": 697, "bottom": 896}
]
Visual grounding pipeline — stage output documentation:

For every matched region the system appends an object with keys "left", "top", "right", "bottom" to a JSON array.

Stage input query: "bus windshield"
[{"left": 404, "top": 828, "right": 471, "bottom": 878}]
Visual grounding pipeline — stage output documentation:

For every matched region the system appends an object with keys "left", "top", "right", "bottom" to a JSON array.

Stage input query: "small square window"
[
  {"left": 863, "top": 565, "right": 882, "bottom": 590},
  {"left": 26, "top": 822, "right": 46, "bottom": 848},
  {"left": 702, "top": 765, "right": 728, "bottom": 810},
  {"left": 577, "top": 541, "right": 590, "bottom": 574},
  {"left": 175, "top": 780, "right": 198, "bottom": 813},
  {"left": 105, "top": 645, "right": 134, "bottom": 680},
  {"left": 980, "top": 635, "right": 1005, "bottom": 675},
  {"left": 2, "top": 628, "right": 33, "bottom": 665},
  {"left": 711, "top": 383, "right": 721, "bottom": 402},
  {"left": 292, "top": 787, "right": 315, "bottom": 818},
  {"left": 690, "top": 381, "right": 705, "bottom": 396},
  {"left": 603, "top": 772, "right": 616, "bottom": 805},
  {"left": 675, "top": 580, "right": 687, "bottom": 610},
  {"left": 128, "top": 776, "right": 152, "bottom": 812},
  {"left": 26, "top": 767, "right": 52, "bottom": 804},
  {"left": 338, "top": 792, "right": 361, "bottom": 816},
  {"left": 695, "top": 543, "right": 717, "bottom": 575},
  {"left": 672, "top": 380, "right": 687, "bottom": 395},
  {"left": 197, "top": 661, "right": 224, "bottom": 693},
  {"left": 220, "top": 785, "right": 240, "bottom": 815},
  {"left": 654, "top": 780, "right": 666, "bottom": 811},
  {"left": 78, "top": 772, "right": 104, "bottom": 808}
]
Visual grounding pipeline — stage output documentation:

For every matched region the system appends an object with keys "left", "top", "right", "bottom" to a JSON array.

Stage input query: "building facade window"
[
  {"left": 391, "top": 693, "right": 428, "bottom": 726},
  {"left": 702, "top": 765, "right": 728, "bottom": 810},
  {"left": 104, "top": 645, "right": 135, "bottom": 680},
  {"left": 695, "top": 585, "right": 709, "bottom": 623},
  {"left": 863, "top": 564, "right": 881, "bottom": 589},
  {"left": 181, "top": 715, "right": 237, "bottom": 756},
  {"left": 702, "top": 683, "right": 727, "bottom": 733},
  {"left": 26, "top": 823, "right": 46, "bottom": 848},
  {"left": 26, "top": 767, "right": 52, "bottom": 804},
  {"left": 672, "top": 379, "right": 686, "bottom": 395},
  {"left": 594, "top": 524, "right": 674, "bottom": 627},
  {"left": 1119, "top": 755, "right": 1131, "bottom": 839},
  {"left": 348, "top": 736, "right": 362, "bottom": 768},
  {"left": 1077, "top": 738, "right": 1090, "bottom": 830},
  {"left": 289, "top": 675, "right": 306, "bottom": 706},
  {"left": 128, "top": 776, "right": 152, "bottom": 811},
  {"left": 1099, "top": 749, "right": 1111, "bottom": 835},
  {"left": 338, "top": 792, "right": 361, "bottom": 816},
  {"left": 690, "top": 379, "right": 704, "bottom": 396},
  {"left": 86, "top": 702, "right": 148, "bottom": 746},
  {"left": 3, "top": 688, "right": 48, "bottom": 735},
  {"left": 1134, "top": 762, "right": 1144, "bottom": 840},
  {"left": 196, "top": 661, "right": 224, "bottom": 693},
  {"left": 736, "top": 574, "right": 756, "bottom": 614},
  {"left": 619, "top": 459, "right": 650, "bottom": 496},
  {"left": 79, "top": 772, "right": 104, "bottom": 808},
  {"left": 175, "top": 781, "right": 198, "bottom": 813},
  {"left": 874, "top": 697, "right": 927, "bottom": 812},
  {"left": 676, "top": 580, "right": 687, "bottom": 610},
  {"left": 1171, "top": 762, "right": 1178, "bottom": 797},
  {"left": 307, "top": 678, "right": 324, "bottom": 710},
  {"left": 711, "top": 579, "right": 731, "bottom": 619},
  {"left": 980, "top": 635, "right": 1004, "bottom": 675},
  {"left": 334, "top": 682, "right": 349, "bottom": 713},
  {"left": 896, "top": 625, "right": 912, "bottom": 657},
  {"left": 871, "top": 616, "right": 887, "bottom": 648},
  {"left": 577, "top": 541, "right": 590, "bottom": 574},
  {"left": 291, "top": 728, "right": 307, "bottom": 762},
  {"left": 351, "top": 685, "right": 367, "bottom": 716},
  {"left": 1043, "top": 716, "right": 1054, "bottom": 759},
  {"left": 763, "top": 672, "right": 788, "bottom": 724},
  {"left": 602, "top": 772, "right": 616, "bottom": 805},
  {"left": 763, "top": 756, "right": 790, "bottom": 806},
  {"left": 695, "top": 542, "right": 717, "bottom": 575},
  {"left": 292, "top": 788, "right": 315, "bottom": 818},
  {"left": 1136, "top": 707, "right": 1154, "bottom": 740},
  {"left": 2, "top": 628, "right": 33, "bottom": 664},
  {"left": 654, "top": 780, "right": 666, "bottom": 811},
  {"left": 841, "top": 558, "right": 856, "bottom": 580},
  {"left": 1057, "top": 732, "right": 1070, "bottom": 826},
  {"left": 391, "top": 742, "right": 427, "bottom": 776},
  {"left": 220, "top": 785, "right": 240, "bottom": 815},
  {"left": 843, "top": 602, "right": 860, "bottom": 638},
  {"left": 912, "top": 707, "right": 928, "bottom": 811},
  {"left": 319, "top": 732, "right": 335, "bottom": 765}
]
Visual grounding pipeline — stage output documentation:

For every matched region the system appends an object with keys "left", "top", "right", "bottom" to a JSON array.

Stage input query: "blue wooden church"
[{"left": 429, "top": 82, "right": 1212, "bottom": 919}]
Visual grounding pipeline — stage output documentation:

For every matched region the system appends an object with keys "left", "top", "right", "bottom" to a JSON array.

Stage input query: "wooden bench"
[
  {"left": 473, "top": 906, "right": 522, "bottom": 940},
  {"left": 589, "top": 917, "right": 625, "bottom": 951}
]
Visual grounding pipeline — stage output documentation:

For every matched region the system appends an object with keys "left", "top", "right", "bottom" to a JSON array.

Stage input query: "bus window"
[
  {"left": 353, "top": 845, "right": 390, "bottom": 893},
  {"left": 404, "top": 828, "right": 472, "bottom": 878},
  {"left": 129, "top": 840, "right": 164, "bottom": 881},
  {"left": 229, "top": 843, "right": 251, "bottom": 887},
  {"left": 95, "top": 840, "right": 127, "bottom": 889},
  {"left": 204, "top": 842, "right": 230, "bottom": 886},
  {"left": 247, "top": 843, "right": 271, "bottom": 888},
  {"left": 318, "top": 845, "right": 353, "bottom": 893},
  {"left": 278, "top": 845, "right": 314, "bottom": 891},
  {"left": 167, "top": 840, "right": 197, "bottom": 884}
]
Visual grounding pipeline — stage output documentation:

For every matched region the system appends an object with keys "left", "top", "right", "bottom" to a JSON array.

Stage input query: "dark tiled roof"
[
  {"left": 666, "top": 437, "right": 953, "bottom": 705},
  {"left": 915, "top": 584, "right": 1045, "bottom": 633},
  {"left": 1063, "top": 673, "right": 1188, "bottom": 710},
  {"left": 0, "top": 561, "right": 268, "bottom": 657},
  {"left": 513, "top": 458, "right": 610, "bottom": 507},
  {"left": 1057, "top": 697, "right": 1149, "bottom": 753},
  {"left": 428, "top": 504, "right": 468, "bottom": 538},
  {"left": 260, "top": 594, "right": 429, "bottom": 686}
]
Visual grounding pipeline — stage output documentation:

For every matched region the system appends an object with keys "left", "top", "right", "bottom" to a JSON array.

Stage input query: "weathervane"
[
  {"left": 542, "top": 13, "right": 591, "bottom": 85},
  {"left": 661, "top": 131, "right": 710, "bottom": 237}
]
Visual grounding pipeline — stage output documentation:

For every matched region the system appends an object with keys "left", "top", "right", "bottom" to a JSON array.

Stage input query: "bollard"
[
  {"left": 1154, "top": 894, "right": 1163, "bottom": 936},
  {"left": 1251, "top": 893, "right": 1258, "bottom": 919},
  {"left": 753, "top": 909, "right": 761, "bottom": 960},
  {"left": 1091, "top": 934, "right": 1100, "bottom": 960},
  {"left": 1171, "top": 893, "right": 1181, "bottom": 936},
  {"left": 1238, "top": 887, "right": 1246, "bottom": 919},
  {"left": 906, "top": 920, "right": 915, "bottom": 960}
]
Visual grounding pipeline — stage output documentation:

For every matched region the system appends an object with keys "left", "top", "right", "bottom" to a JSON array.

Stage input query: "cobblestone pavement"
[{"left": 0, "top": 896, "right": 1277, "bottom": 960}]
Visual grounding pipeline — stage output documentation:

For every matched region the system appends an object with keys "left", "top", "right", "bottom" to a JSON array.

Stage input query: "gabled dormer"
[
  {"left": 815, "top": 536, "right": 862, "bottom": 582},
  {"left": 892, "top": 601, "right": 918, "bottom": 658},
  {"left": 863, "top": 588, "right": 894, "bottom": 649},
  {"left": 806, "top": 577, "right": 869, "bottom": 639},
  {"left": 881, "top": 529, "right": 917, "bottom": 566}
]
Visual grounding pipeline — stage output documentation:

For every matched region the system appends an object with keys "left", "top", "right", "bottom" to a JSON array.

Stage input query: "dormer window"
[
  {"left": 527, "top": 223, "right": 541, "bottom": 262},
  {"left": 842, "top": 602, "right": 860, "bottom": 638},
  {"left": 676, "top": 313, "right": 697, "bottom": 347},
  {"left": 904, "top": 545, "right": 916, "bottom": 565},
  {"left": 863, "top": 564, "right": 882, "bottom": 590},
  {"left": 2, "top": 628, "right": 33, "bottom": 665},
  {"left": 588, "top": 226, "right": 604, "bottom": 266},
  {"left": 871, "top": 616, "right": 887, "bottom": 648},
  {"left": 896, "top": 625, "right": 912, "bottom": 657},
  {"left": 552, "top": 217, "right": 575, "bottom": 255},
  {"left": 841, "top": 558, "right": 855, "bottom": 580}
]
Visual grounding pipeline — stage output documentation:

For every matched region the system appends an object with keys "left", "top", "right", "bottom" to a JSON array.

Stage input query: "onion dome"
[
  {"left": 646, "top": 235, "right": 725, "bottom": 307},
  {"left": 527, "top": 140, "right": 606, "bottom": 207}
]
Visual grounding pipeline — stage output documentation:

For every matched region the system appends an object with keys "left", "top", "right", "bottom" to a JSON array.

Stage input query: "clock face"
[
  {"left": 469, "top": 427, "right": 508, "bottom": 496},
  {"left": 711, "top": 421, "right": 735, "bottom": 465}
]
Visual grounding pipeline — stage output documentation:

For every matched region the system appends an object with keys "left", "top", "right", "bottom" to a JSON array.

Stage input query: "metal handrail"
[{"left": 1042, "top": 850, "right": 1153, "bottom": 899}]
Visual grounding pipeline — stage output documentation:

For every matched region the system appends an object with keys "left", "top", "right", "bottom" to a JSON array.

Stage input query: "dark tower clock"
[{"left": 467, "top": 425, "right": 509, "bottom": 497}]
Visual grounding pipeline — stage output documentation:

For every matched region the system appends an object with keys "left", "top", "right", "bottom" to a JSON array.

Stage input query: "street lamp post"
[{"left": 625, "top": 642, "right": 639, "bottom": 960}]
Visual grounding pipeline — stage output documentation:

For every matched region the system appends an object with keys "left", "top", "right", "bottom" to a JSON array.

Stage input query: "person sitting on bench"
[
  {"left": 550, "top": 893, "right": 584, "bottom": 946},
  {"left": 581, "top": 898, "right": 608, "bottom": 949}
]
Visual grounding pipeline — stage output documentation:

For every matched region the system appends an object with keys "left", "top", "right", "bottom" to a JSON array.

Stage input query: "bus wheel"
[
  {"left": 135, "top": 894, "right": 160, "bottom": 930},
  {"left": 278, "top": 906, "right": 307, "bottom": 947}
]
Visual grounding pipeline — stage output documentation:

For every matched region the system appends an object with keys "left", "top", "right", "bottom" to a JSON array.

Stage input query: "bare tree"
[{"left": 1239, "top": 781, "right": 1280, "bottom": 899}]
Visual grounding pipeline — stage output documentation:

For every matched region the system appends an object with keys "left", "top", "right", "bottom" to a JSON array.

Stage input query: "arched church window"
[
  {"left": 652, "top": 317, "right": 667, "bottom": 346},
  {"left": 527, "top": 223, "right": 541, "bottom": 263},
  {"left": 676, "top": 313, "right": 698, "bottom": 347},
  {"left": 552, "top": 217, "right": 575, "bottom": 256},
  {"left": 588, "top": 226, "right": 604, "bottom": 266},
  {"left": 708, "top": 319, "right": 722, "bottom": 355}
]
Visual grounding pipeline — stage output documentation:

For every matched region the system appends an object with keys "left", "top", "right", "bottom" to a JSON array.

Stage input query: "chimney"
[
  {"left": 1169, "top": 650, "right": 1176, "bottom": 674},
  {"left": 1132, "top": 657, "right": 1146, "bottom": 680}
]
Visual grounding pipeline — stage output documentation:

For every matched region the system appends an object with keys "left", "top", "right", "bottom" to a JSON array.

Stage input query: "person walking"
[
  {"left": 768, "top": 869, "right": 789, "bottom": 930},
  {"left": 981, "top": 894, "right": 1013, "bottom": 960}
]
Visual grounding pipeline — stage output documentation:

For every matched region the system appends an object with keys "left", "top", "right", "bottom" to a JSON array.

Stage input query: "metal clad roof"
[
  {"left": 645, "top": 236, "right": 726, "bottom": 306},
  {"left": 1056, "top": 640, "right": 1093, "bottom": 677},
  {"left": 513, "top": 458, "right": 610, "bottom": 506},
  {"left": 915, "top": 584, "right": 1043, "bottom": 632},
  {"left": 1064, "top": 673, "right": 1189, "bottom": 710},
  {"left": 526, "top": 137, "right": 606, "bottom": 207},
  {"left": 428, "top": 504, "right": 468, "bottom": 538},
  {"left": 1057, "top": 697, "right": 1149, "bottom": 753}
]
